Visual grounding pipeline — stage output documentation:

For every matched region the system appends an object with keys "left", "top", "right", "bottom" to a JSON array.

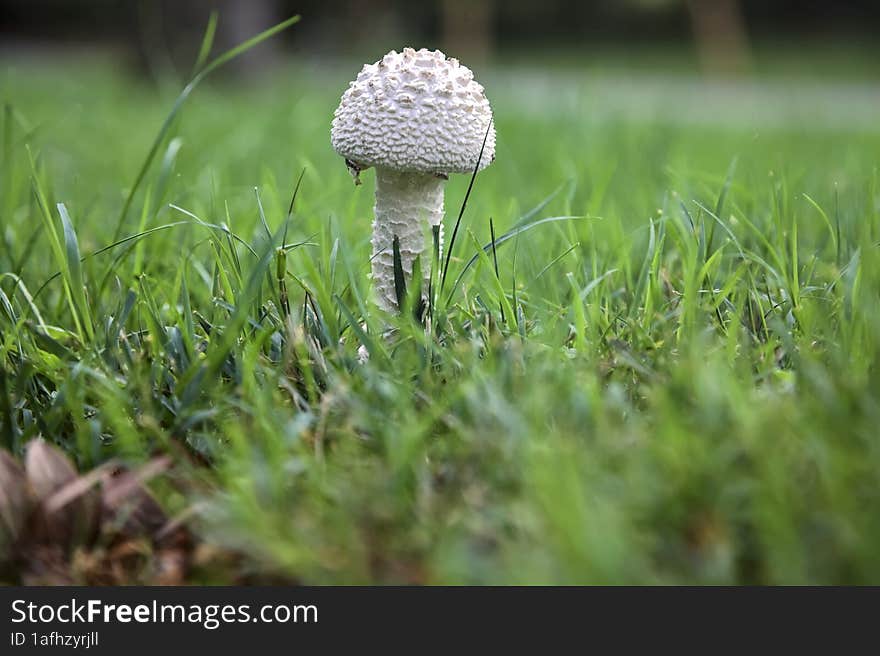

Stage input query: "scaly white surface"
[
  {"left": 371, "top": 168, "right": 444, "bottom": 312},
  {"left": 331, "top": 47, "right": 495, "bottom": 174}
]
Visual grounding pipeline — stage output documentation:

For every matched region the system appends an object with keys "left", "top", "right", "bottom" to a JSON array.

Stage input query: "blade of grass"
[
  {"left": 336, "top": 294, "right": 389, "bottom": 364},
  {"left": 392, "top": 235, "right": 407, "bottom": 311},
  {"left": 440, "top": 121, "right": 492, "bottom": 293},
  {"left": 113, "top": 14, "right": 301, "bottom": 240},
  {"left": 192, "top": 11, "right": 219, "bottom": 76},
  {"left": 708, "top": 157, "right": 737, "bottom": 253},
  {"left": 27, "top": 148, "right": 86, "bottom": 341},
  {"left": 446, "top": 215, "right": 589, "bottom": 303},
  {"left": 57, "top": 203, "right": 94, "bottom": 342},
  {"left": 489, "top": 217, "right": 505, "bottom": 325}
]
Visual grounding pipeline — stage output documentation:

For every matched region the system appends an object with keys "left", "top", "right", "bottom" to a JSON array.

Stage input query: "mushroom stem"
[{"left": 372, "top": 168, "right": 445, "bottom": 312}]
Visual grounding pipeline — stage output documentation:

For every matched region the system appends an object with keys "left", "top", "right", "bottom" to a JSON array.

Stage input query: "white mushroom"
[{"left": 331, "top": 47, "right": 496, "bottom": 312}]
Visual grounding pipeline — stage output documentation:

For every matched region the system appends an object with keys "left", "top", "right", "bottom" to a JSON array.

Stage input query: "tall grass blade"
[
  {"left": 114, "top": 15, "right": 301, "bottom": 239},
  {"left": 447, "top": 215, "right": 588, "bottom": 303},
  {"left": 392, "top": 235, "right": 407, "bottom": 310},
  {"left": 192, "top": 11, "right": 219, "bottom": 76},
  {"left": 57, "top": 203, "right": 94, "bottom": 341},
  {"left": 489, "top": 217, "right": 505, "bottom": 324},
  {"left": 440, "top": 121, "right": 492, "bottom": 293}
]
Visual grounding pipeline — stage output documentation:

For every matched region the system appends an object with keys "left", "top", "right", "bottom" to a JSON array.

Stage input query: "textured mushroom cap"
[{"left": 331, "top": 48, "right": 495, "bottom": 175}]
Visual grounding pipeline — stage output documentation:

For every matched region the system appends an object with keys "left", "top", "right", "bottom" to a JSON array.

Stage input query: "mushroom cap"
[{"left": 331, "top": 48, "right": 495, "bottom": 175}]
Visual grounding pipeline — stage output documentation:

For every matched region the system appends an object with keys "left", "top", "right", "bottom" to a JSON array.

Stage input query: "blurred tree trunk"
[
  {"left": 210, "top": 0, "right": 282, "bottom": 75},
  {"left": 339, "top": 0, "right": 402, "bottom": 52},
  {"left": 686, "top": 0, "right": 750, "bottom": 76},
  {"left": 441, "top": 0, "right": 494, "bottom": 63},
  {"left": 132, "top": 0, "right": 282, "bottom": 81}
]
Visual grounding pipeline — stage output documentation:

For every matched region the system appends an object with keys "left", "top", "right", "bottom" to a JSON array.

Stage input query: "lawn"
[{"left": 2, "top": 25, "right": 879, "bottom": 584}]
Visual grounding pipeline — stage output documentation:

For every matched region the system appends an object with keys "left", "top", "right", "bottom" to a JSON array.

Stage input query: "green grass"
[{"left": 2, "top": 29, "right": 880, "bottom": 584}]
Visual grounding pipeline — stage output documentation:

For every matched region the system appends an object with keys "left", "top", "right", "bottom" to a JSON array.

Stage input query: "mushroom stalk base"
[{"left": 372, "top": 168, "right": 445, "bottom": 312}]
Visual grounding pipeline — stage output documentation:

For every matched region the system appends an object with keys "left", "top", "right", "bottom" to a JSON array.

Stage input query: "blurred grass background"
[{"left": 1, "top": 2, "right": 879, "bottom": 584}]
